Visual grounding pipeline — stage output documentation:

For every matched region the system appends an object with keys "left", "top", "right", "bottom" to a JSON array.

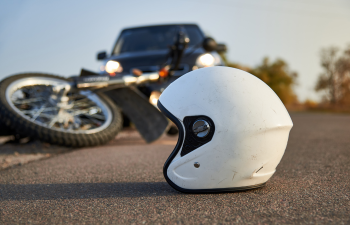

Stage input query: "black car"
[{"left": 96, "top": 24, "right": 226, "bottom": 99}]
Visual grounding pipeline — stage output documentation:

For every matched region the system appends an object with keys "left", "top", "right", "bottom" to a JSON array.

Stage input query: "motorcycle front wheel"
[{"left": 0, "top": 73, "right": 123, "bottom": 147}]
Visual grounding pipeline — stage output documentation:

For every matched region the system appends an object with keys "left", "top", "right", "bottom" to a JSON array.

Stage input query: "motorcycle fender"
[{"left": 105, "top": 87, "right": 169, "bottom": 143}]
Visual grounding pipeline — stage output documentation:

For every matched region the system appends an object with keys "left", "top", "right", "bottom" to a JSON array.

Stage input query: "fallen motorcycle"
[{"left": 0, "top": 24, "right": 226, "bottom": 147}]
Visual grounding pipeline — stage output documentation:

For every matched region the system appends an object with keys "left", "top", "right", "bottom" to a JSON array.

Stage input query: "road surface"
[{"left": 0, "top": 113, "right": 349, "bottom": 224}]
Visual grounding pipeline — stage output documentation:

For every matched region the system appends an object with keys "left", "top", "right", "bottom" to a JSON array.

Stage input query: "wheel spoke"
[
  {"left": 71, "top": 100, "right": 96, "bottom": 108},
  {"left": 35, "top": 113, "right": 56, "bottom": 119},
  {"left": 20, "top": 107, "right": 58, "bottom": 114},
  {"left": 83, "top": 115, "right": 102, "bottom": 125},
  {"left": 70, "top": 106, "right": 100, "bottom": 116},
  {"left": 13, "top": 97, "right": 45, "bottom": 104},
  {"left": 82, "top": 113, "right": 105, "bottom": 120},
  {"left": 48, "top": 117, "right": 58, "bottom": 128},
  {"left": 31, "top": 104, "right": 47, "bottom": 121}
]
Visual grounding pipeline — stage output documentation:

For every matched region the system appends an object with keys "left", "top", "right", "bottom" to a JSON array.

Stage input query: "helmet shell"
[{"left": 158, "top": 66, "right": 293, "bottom": 193}]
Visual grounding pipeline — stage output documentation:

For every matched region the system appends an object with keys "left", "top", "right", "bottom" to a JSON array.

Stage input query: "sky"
[{"left": 1, "top": 0, "right": 350, "bottom": 102}]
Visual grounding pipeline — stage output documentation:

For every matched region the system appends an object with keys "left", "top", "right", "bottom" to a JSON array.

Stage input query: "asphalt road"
[{"left": 0, "top": 113, "right": 349, "bottom": 224}]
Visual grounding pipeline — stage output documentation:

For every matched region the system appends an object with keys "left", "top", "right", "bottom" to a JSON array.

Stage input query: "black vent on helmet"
[{"left": 181, "top": 116, "right": 215, "bottom": 156}]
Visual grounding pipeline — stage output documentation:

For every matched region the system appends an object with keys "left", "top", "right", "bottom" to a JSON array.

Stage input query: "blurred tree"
[
  {"left": 315, "top": 46, "right": 350, "bottom": 105},
  {"left": 250, "top": 58, "right": 298, "bottom": 104},
  {"left": 224, "top": 57, "right": 298, "bottom": 105}
]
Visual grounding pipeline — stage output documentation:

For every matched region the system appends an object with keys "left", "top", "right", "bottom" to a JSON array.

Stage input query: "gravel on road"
[{"left": 0, "top": 113, "right": 349, "bottom": 224}]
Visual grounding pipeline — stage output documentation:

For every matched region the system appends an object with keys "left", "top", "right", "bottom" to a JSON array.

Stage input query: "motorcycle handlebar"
[{"left": 76, "top": 72, "right": 160, "bottom": 89}]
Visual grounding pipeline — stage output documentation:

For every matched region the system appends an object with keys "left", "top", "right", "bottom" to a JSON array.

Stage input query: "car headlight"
[
  {"left": 195, "top": 52, "right": 223, "bottom": 69},
  {"left": 104, "top": 60, "right": 123, "bottom": 74},
  {"left": 196, "top": 53, "right": 215, "bottom": 67}
]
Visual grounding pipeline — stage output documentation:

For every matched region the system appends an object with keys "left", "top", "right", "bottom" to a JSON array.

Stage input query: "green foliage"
[{"left": 225, "top": 57, "right": 298, "bottom": 105}]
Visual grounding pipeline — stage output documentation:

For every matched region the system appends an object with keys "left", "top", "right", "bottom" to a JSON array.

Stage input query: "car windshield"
[{"left": 112, "top": 25, "right": 204, "bottom": 55}]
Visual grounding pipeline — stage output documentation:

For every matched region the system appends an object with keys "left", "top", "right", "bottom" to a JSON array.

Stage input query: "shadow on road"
[
  {"left": 0, "top": 140, "right": 73, "bottom": 155},
  {"left": 0, "top": 139, "right": 74, "bottom": 170},
  {"left": 0, "top": 182, "right": 179, "bottom": 200}
]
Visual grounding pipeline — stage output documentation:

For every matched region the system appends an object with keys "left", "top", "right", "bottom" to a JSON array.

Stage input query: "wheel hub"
[{"left": 56, "top": 109, "right": 75, "bottom": 125}]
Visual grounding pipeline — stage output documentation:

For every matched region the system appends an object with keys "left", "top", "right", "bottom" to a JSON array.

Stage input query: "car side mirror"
[
  {"left": 216, "top": 43, "right": 227, "bottom": 53},
  {"left": 97, "top": 51, "right": 107, "bottom": 60},
  {"left": 202, "top": 37, "right": 217, "bottom": 52}
]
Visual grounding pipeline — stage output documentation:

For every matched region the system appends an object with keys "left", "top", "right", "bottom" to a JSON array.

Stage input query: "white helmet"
[{"left": 158, "top": 66, "right": 293, "bottom": 193}]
